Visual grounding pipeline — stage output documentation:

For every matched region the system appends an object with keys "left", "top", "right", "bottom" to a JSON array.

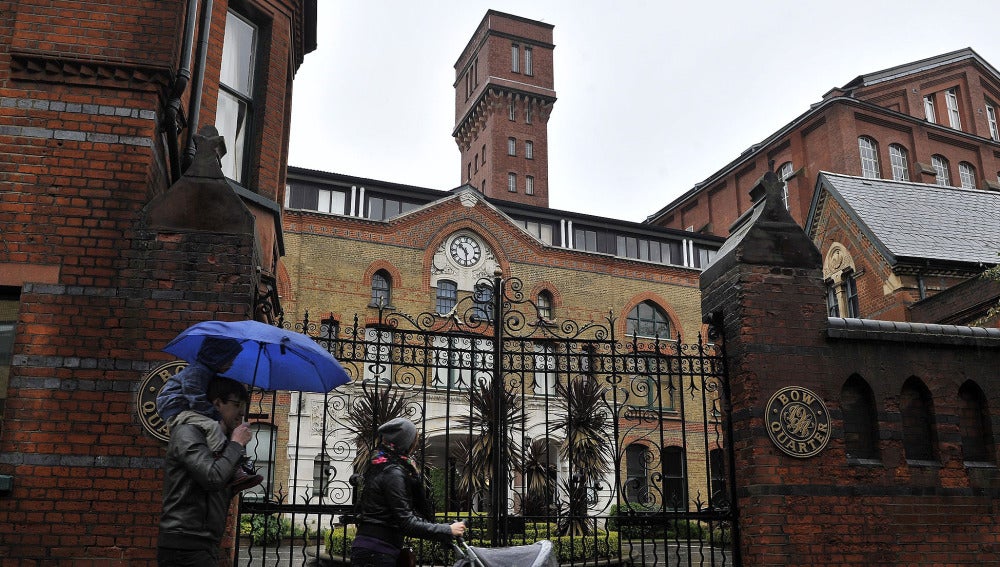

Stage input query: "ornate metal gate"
[{"left": 236, "top": 274, "right": 739, "bottom": 566}]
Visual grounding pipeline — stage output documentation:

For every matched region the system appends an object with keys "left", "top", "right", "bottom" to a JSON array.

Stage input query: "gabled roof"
[{"left": 807, "top": 172, "right": 1000, "bottom": 267}]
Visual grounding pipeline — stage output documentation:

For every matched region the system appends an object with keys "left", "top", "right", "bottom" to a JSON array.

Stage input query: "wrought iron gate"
[{"left": 236, "top": 274, "right": 739, "bottom": 566}]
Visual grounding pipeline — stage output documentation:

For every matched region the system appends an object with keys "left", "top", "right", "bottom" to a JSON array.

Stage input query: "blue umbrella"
[{"left": 163, "top": 320, "right": 351, "bottom": 392}]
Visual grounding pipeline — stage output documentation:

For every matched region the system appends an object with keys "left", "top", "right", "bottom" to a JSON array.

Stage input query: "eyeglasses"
[{"left": 224, "top": 398, "right": 247, "bottom": 408}]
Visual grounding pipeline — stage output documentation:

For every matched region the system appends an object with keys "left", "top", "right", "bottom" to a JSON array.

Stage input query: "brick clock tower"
[{"left": 453, "top": 10, "right": 556, "bottom": 206}]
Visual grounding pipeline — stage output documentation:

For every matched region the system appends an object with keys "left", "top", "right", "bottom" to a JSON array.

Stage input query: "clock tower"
[{"left": 453, "top": 11, "right": 556, "bottom": 207}]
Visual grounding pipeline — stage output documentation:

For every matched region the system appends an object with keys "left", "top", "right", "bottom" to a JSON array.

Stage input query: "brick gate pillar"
[{"left": 699, "top": 171, "right": 826, "bottom": 566}]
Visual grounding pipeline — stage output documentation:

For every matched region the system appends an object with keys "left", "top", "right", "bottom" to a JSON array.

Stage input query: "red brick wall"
[
  {"left": 0, "top": 0, "right": 310, "bottom": 563},
  {"left": 702, "top": 174, "right": 1000, "bottom": 566}
]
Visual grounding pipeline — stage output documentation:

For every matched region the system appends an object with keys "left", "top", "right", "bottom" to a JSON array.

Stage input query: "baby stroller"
[{"left": 453, "top": 538, "right": 557, "bottom": 567}]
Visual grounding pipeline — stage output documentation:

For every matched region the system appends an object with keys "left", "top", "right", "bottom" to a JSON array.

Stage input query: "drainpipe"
[
  {"left": 163, "top": 0, "right": 200, "bottom": 183},
  {"left": 182, "top": 0, "right": 215, "bottom": 171}
]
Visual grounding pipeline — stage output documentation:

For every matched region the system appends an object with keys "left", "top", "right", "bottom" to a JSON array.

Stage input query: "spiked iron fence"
[{"left": 235, "top": 274, "right": 739, "bottom": 567}]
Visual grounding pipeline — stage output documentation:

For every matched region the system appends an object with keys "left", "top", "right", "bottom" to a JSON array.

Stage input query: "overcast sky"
[{"left": 288, "top": 1, "right": 1000, "bottom": 222}]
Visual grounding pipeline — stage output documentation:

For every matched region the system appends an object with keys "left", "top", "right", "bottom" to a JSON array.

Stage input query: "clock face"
[{"left": 449, "top": 235, "right": 482, "bottom": 267}]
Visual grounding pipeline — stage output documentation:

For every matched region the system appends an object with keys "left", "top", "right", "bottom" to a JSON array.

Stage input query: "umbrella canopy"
[{"left": 163, "top": 320, "right": 351, "bottom": 392}]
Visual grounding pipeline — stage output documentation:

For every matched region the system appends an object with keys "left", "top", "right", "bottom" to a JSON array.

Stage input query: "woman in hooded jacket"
[{"left": 351, "top": 418, "right": 466, "bottom": 567}]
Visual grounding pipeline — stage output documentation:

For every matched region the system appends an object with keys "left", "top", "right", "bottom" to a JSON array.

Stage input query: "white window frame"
[
  {"left": 525, "top": 141, "right": 534, "bottom": 159},
  {"left": 923, "top": 95, "right": 936, "bottom": 123},
  {"left": 524, "top": 47, "right": 533, "bottom": 76},
  {"left": 858, "top": 137, "right": 880, "bottom": 179},
  {"left": 932, "top": 155, "right": 950, "bottom": 186},
  {"left": 778, "top": 161, "right": 793, "bottom": 210},
  {"left": 509, "top": 100, "right": 516, "bottom": 121},
  {"left": 988, "top": 102, "right": 999, "bottom": 141},
  {"left": 946, "top": 88, "right": 961, "bottom": 129},
  {"left": 508, "top": 172, "right": 517, "bottom": 193},
  {"left": 507, "top": 137, "right": 516, "bottom": 156},
  {"left": 888, "top": 144, "right": 909, "bottom": 181},
  {"left": 511, "top": 44, "right": 520, "bottom": 73},
  {"left": 959, "top": 162, "right": 976, "bottom": 189},
  {"left": 217, "top": 10, "right": 258, "bottom": 183},
  {"left": 525, "top": 175, "right": 534, "bottom": 195}
]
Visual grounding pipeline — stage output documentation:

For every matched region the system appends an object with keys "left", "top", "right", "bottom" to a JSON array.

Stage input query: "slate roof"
[{"left": 811, "top": 172, "right": 1000, "bottom": 266}]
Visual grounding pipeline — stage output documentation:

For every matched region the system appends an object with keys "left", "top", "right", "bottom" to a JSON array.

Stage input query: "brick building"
[
  {"left": 702, "top": 171, "right": 1000, "bottom": 566},
  {"left": 649, "top": 48, "right": 1000, "bottom": 323},
  {"left": 0, "top": 0, "right": 316, "bottom": 563}
]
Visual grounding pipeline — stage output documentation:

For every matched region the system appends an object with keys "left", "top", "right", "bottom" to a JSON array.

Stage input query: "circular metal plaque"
[{"left": 765, "top": 386, "right": 831, "bottom": 458}]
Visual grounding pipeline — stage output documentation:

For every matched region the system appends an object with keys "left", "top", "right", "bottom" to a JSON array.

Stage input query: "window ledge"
[
  {"left": 964, "top": 460, "right": 997, "bottom": 469},
  {"left": 905, "top": 459, "right": 941, "bottom": 468},
  {"left": 846, "top": 457, "right": 882, "bottom": 467},
  {"left": 367, "top": 303, "right": 395, "bottom": 311}
]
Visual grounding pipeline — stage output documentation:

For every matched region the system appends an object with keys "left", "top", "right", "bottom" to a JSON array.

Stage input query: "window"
[
  {"left": 778, "top": 161, "right": 793, "bottom": 210},
  {"left": 923, "top": 95, "right": 936, "bottom": 123},
  {"left": 959, "top": 162, "right": 976, "bottom": 189},
  {"left": 946, "top": 88, "right": 961, "bottom": 129},
  {"left": 508, "top": 137, "right": 516, "bottom": 156},
  {"left": 988, "top": 102, "right": 1000, "bottom": 141},
  {"left": 313, "top": 453, "right": 332, "bottom": 498},
  {"left": 436, "top": 281, "right": 457, "bottom": 314},
  {"left": 0, "top": 292, "right": 17, "bottom": 398},
  {"left": 888, "top": 144, "right": 909, "bottom": 181},
  {"left": 616, "top": 236, "right": 681, "bottom": 265},
  {"left": 245, "top": 424, "right": 276, "bottom": 501},
  {"left": 626, "top": 301, "right": 672, "bottom": 339},
  {"left": 709, "top": 449, "right": 727, "bottom": 507},
  {"left": 508, "top": 173, "right": 517, "bottom": 193},
  {"left": 287, "top": 184, "right": 346, "bottom": 214},
  {"left": 841, "top": 376, "right": 880, "bottom": 460},
  {"left": 525, "top": 176, "right": 534, "bottom": 195},
  {"left": 525, "top": 103, "right": 532, "bottom": 124},
  {"left": 525, "top": 141, "right": 534, "bottom": 159},
  {"left": 481, "top": 145, "right": 486, "bottom": 164},
  {"left": 958, "top": 381, "right": 994, "bottom": 462},
  {"left": 371, "top": 271, "right": 391, "bottom": 307},
  {"left": 466, "top": 162, "right": 471, "bottom": 181},
  {"left": 511, "top": 44, "right": 519, "bottom": 73},
  {"left": 842, "top": 271, "right": 859, "bottom": 318},
  {"left": 217, "top": 10, "right": 258, "bottom": 183},
  {"left": 826, "top": 280, "right": 840, "bottom": 317},
  {"left": 533, "top": 342, "right": 556, "bottom": 395},
  {"left": 366, "top": 196, "right": 419, "bottom": 221},
  {"left": 472, "top": 283, "right": 494, "bottom": 323},
  {"left": 524, "top": 47, "right": 533, "bottom": 76},
  {"left": 662, "top": 446, "right": 687, "bottom": 509},
  {"left": 900, "top": 378, "right": 937, "bottom": 462},
  {"left": 515, "top": 219, "right": 553, "bottom": 245},
  {"left": 537, "top": 291, "right": 553, "bottom": 319},
  {"left": 573, "top": 228, "right": 599, "bottom": 252},
  {"left": 931, "top": 155, "right": 950, "bottom": 186},
  {"left": 858, "top": 136, "right": 880, "bottom": 178},
  {"left": 625, "top": 444, "right": 649, "bottom": 503},
  {"left": 509, "top": 100, "right": 516, "bottom": 121}
]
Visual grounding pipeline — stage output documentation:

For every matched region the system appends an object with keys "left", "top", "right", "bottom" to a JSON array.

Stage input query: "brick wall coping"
[{"left": 827, "top": 317, "right": 1000, "bottom": 346}]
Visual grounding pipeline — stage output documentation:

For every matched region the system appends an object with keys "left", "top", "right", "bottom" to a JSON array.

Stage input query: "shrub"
[
  {"left": 551, "top": 530, "right": 620, "bottom": 562},
  {"left": 240, "top": 514, "right": 290, "bottom": 545}
]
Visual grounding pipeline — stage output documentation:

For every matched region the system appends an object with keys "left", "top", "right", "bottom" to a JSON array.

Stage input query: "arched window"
[
  {"left": 958, "top": 381, "right": 995, "bottom": 463},
  {"left": 473, "top": 282, "right": 494, "bottom": 322},
  {"left": 625, "top": 443, "right": 649, "bottom": 503},
  {"left": 858, "top": 136, "right": 880, "bottom": 178},
  {"left": 626, "top": 301, "right": 672, "bottom": 339},
  {"left": 931, "top": 155, "right": 950, "bottom": 186},
  {"left": 888, "top": 144, "right": 909, "bottom": 181},
  {"left": 778, "top": 161, "right": 794, "bottom": 210},
  {"left": 662, "top": 446, "right": 687, "bottom": 509},
  {"left": 537, "top": 291, "right": 553, "bottom": 319},
  {"left": 370, "top": 270, "right": 391, "bottom": 307},
  {"left": 958, "top": 161, "right": 977, "bottom": 189},
  {"left": 841, "top": 375, "right": 879, "bottom": 460},
  {"left": 900, "top": 377, "right": 937, "bottom": 462},
  {"left": 245, "top": 424, "right": 276, "bottom": 502},
  {"left": 313, "top": 453, "right": 332, "bottom": 498},
  {"left": 436, "top": 280, "right": 457, "bottom": 314}
]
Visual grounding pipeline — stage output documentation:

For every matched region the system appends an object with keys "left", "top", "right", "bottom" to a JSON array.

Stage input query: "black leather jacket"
[
  {"left": 158, "top": 423, "right": 244, "bottom": 550},
  {"left": 356, "top": 463, "right": 452, "bottom": 549}
]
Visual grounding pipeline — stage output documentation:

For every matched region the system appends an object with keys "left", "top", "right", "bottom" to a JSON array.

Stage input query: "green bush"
[
  {"left": 240, "top": 514, "right": 291, "bottom": 545},
  {"left": 550, "top": 530, "right": 619, "bottom": 562}
]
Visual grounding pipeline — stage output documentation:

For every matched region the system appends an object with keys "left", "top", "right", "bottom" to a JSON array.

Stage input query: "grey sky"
[{"left": 289, "top": 1, "right": 1000, "bottom": 222}]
